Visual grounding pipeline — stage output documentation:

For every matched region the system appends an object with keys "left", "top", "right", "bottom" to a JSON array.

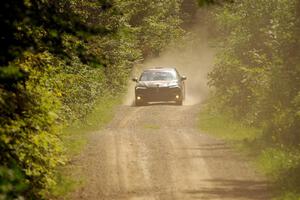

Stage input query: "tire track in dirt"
[{"left": 69, "top": 105, "right": 272, "bottom": 200}]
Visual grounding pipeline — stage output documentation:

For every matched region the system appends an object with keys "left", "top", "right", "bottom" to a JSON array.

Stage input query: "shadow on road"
[
  {"left": 183, "top": 179, "right": 274, "bottom": 200},
  {"left": 131, "top": 102, "right": 183, "bottom": 107}
]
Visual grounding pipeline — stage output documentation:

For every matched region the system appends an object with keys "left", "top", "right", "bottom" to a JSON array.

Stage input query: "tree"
[
  {"left": 0, "top": 0, "right": 185, "bottom": 198},
  {"left": 209, "top": 1, "right": 300, "bottom": 195}
]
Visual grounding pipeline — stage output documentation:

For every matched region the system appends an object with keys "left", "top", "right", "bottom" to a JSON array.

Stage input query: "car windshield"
[{"left": 140, "top": 70, "right": 177, "bottom": 81}]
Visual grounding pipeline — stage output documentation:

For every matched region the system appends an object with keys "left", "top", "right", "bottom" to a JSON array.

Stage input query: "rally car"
[{"left": 132, "top": 67, "right": 186, "bottom": 106}]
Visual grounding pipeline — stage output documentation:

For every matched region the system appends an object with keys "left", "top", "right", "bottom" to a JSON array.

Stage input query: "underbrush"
[
  {"left": 198, "top": 106, "right": 261, "bottom": 143},
  {"left": 49, "top": 94, "right": 122, "bottom": 199},
  {"left": 198, "top": 105, "right": 300, "bottom": 200},
  {"left": 259, "top": 148, "right": 300, "bottom": 200}
]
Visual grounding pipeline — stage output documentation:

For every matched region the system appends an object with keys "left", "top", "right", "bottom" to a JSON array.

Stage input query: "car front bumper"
[{"left": 135, "top": 87, "right": 183, "bottom": 102}]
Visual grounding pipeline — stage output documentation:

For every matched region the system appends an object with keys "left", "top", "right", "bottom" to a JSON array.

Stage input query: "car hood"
[{"left": 136, "top": 80, "right": 179, "bottom": 88}]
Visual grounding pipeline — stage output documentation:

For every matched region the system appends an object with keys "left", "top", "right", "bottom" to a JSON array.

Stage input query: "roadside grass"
[
  {"left": 198, "top": 105, "right": 262, "bottom": 147},
  {"left": 50, "top": 94, "right": 123, "bottom": 199},
  {"left": 258, "top": 148, "right": 300, "bottom": 200},
  {"left": 198, "top": 104, "right": 300, "bottom": 200},
  {"left": 62, "top": 94, "right": 122, "bottom": 156}
]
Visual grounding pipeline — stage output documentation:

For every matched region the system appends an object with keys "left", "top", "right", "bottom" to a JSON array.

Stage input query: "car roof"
[{"left": 143, "top": 67, "right": 177, "bottom": 72}]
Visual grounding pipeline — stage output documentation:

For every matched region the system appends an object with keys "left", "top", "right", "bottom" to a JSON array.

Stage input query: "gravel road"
[{"left": 69, "top": 104, "right": 272, "bottom": 200}]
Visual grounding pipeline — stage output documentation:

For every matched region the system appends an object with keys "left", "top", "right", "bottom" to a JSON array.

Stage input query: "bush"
[
  {"left": 0, "top": 52, "right": 65, "bottom": 199},
  {"left": 0, "top": 0, "right": 185, "bottom": 198},
  {"left": 208, "top": 0, "right": 300, "bottom": 198},
  {"left": 259, "top": 147, "right": 300, "bottom": 199},
  {"left": 209, "top": 0, "right": 300, "bottom": 145}
]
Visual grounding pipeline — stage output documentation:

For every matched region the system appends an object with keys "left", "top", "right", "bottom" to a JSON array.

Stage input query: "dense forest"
[
  {"left": 0, "top": 0, "right": 184, "bottom": 199},
  {"left": 208, "top": 0, "right": 300, "bottom": 199}
]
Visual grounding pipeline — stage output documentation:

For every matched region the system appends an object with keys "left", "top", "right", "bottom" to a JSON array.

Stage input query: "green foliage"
[
  {"left": 0, "top": 52, "right": 65, "bottom": 199},
  {"left": 62, "top": 94, "right": 122, "bottom": 156},
  {"left": 198, "top": 0, "right": 217, "bottom": 6},
  {"left": 208, "top": 0, "right": 300, "bottom": 198},
  {"left": 0, "top": 166, "right": 27, "bottom": 200},
  {"left": 209, "top": 0, "right": 300, "bottom": 144},
  {"left": 0, "top": 0, "right": 185, "bottom": 199},
  {"left": 259, "top": 148, "right": 300, "bottom": 199},
  {"left": 259, "top": 148, "right": 300, "bottom": 182},
  {"left": 198, "top": 105, "right": 300, "bottom": 199},
  {"left": 119, "top": 0, "right": 184, "bottom": 57},
  {"left": 197, "top": 0, "right": 232, "bottom": 7},
  {"left": 50, "top": 94, "right": 122, "bottom": 198},
  {"left": 198, "top": 105, "right": 262, "bottom": 142}
]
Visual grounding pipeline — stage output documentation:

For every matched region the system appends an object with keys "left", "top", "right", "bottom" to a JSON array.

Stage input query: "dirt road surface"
[{"left": 69, "top": 104, "right": 272, "bottom": 200}]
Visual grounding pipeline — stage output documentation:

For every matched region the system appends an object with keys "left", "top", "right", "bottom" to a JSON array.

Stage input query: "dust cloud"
[{"left": 123, "top": 11, "right": 215, "bottom": 106}]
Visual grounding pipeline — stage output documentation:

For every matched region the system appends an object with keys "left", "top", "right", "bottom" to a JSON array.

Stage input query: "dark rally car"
[{"left": 132, "top": 67, "right": 186, "bottom": 106}]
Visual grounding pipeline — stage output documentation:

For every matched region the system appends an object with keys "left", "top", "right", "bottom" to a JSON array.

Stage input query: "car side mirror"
[
  {"left": 132, "top": 77, "right": 138, "bottom": 82},
  {"left": 181, "top": 76, "right": 187, "bottom": 81}
]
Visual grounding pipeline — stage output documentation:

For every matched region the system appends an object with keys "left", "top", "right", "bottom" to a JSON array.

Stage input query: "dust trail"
[{"left": 123, "top": 11, "right": 215, "bottom": 106}]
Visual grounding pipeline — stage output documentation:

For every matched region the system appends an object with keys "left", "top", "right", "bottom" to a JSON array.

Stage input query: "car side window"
[{"left": 174, "top": 70, "right": 180, "bottom": 80}]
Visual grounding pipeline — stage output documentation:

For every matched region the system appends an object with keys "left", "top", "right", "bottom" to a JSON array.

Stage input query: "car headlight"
[{"left": 136, "top": 86, "right": 147, "bottom": 90}]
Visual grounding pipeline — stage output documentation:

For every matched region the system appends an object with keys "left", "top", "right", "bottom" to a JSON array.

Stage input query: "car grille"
[{"left": 136, "top": 87, "right": 181, "bottom": 101}]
